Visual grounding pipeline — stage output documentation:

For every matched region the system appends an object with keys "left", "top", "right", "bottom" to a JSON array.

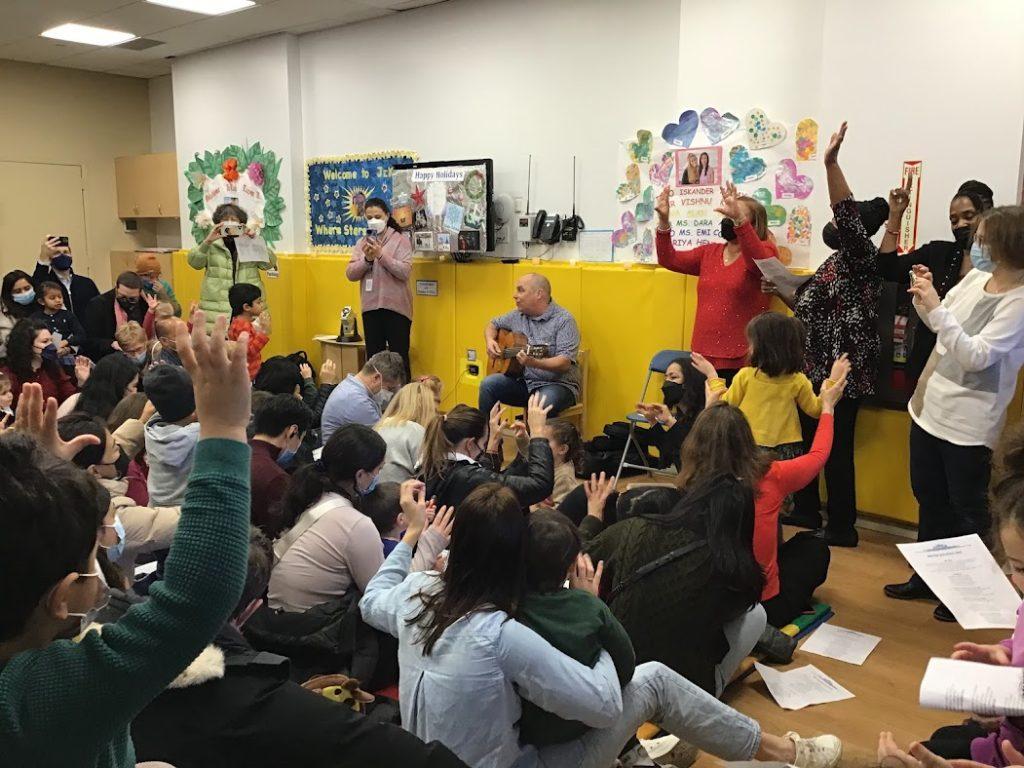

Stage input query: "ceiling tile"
[
  {"left": 0, "top": 1, "right": 133, "bottom": 46},
  {"left": 103, "top": 60, "right": 173, "bottom": 77},
  {"left": 78, "top": 2, "right": 200, "bottom": 37},
  {"left": 0, "top": 36, "right": 89, "bottom": 64}
]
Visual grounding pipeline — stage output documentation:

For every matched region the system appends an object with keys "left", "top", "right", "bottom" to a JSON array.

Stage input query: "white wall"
[
  {"left": 299, "top": 0, "right": 680, "bottom": 257},
  {"left": 680, "top": 0, "right": 1024, "bottom": 263},
  {"left": 171, "top": 34, "right": 305, "bottom": 251},
  {"left": 148, "top": 75, "right": 182, "bottom": 249},
  {"left": 165, "top": 0, "right": 1024, "bottom": 261}
]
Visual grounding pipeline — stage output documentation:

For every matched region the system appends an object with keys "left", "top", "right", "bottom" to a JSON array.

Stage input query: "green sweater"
[
  {"left": 517, "top": 588, "right": 635, "bottom": 746},
  {"left": 0, "top": 439, "right": 251, "bottom": 767}
]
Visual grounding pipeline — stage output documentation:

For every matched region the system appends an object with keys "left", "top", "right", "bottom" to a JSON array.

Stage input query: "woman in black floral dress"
[{"left": 770, "top": 123, "right": 888, "bottom": 547}]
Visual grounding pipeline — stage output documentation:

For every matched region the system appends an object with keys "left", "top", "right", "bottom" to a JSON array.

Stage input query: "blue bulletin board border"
[{"left": 305, "top": 150, "right": 418, "bottom": 253}]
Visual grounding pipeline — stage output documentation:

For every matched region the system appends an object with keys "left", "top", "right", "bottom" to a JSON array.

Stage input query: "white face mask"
[
  {"left": 67, "top": 569, "right": 111, "bottom": 634},
  {"left": 367, "top": 218, "right": 387, "bottom": 234}
]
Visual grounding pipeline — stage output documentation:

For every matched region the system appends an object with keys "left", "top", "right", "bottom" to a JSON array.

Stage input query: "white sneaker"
[
  {"left": 641, "top": 734, "right": 700, "bottom": 768},
  {"left": 785, "top": 732, "right": 842, "bottom": 768}
]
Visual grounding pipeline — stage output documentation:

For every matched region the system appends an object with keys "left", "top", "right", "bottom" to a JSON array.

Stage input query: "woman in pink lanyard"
[{"left": 346, "top": 198, "right": 414, "bottom": 379}]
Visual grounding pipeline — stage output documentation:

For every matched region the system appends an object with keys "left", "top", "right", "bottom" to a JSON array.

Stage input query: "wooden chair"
[{"left": 557, "top": 348, "right": 588, "bottom": 433}]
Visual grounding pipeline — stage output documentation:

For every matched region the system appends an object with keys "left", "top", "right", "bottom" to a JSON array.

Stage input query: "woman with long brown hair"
[{"left": 360, "top": 480, "right": 842, "bottom": 768}]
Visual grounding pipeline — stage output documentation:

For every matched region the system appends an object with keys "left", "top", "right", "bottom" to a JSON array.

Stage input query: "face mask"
[
  {"left": 117, "top": 296, "right": 139, "bottom": 311},
  {"left": 67, "top": 570, "right": 111, "bottom": 634},
  {"left": 367, "top": 218, "right": 387, "bottom": 233},
  {"left": 970, "top": 242, "right": 994, "bottom": 272},
  {"left": 40, "top": 343, "right": 58, "bottom": 361},
  {"left": 952, "top": 226, "right": 972, "bottom": 251},
  {"left": 131, "top": 351, "right": 148, "bottom": 366},
  {"left": 99, "top": 516, "right": 126, "bottom": 561},
  {"left": 277, "top": 446, "right": 297, "bottom": 468},
  {"left": 375, "top": 387, "right": 394, "bottom": 410},
  {"left": 13, "top": 290, "right": 35, "bottom": 305},
  {"left": 52, "top": 254, "right": 73, "bottom": 272},
  {"left": 661, "top": 381, "right": 684, "bottom": 407},
  {"left": 358, "top": 470, "right": 381, "bottom": 496},
  {"left": 720, "top": 218, "right": 737, "bottom": 242}
]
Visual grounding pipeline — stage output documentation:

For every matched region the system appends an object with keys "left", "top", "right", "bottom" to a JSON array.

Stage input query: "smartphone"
[
  {"left": 222, "top": 223, "right": 244, "bottom": 237},
  {"left": 52, "top": 235, "right": 69, "bottom": 248}
]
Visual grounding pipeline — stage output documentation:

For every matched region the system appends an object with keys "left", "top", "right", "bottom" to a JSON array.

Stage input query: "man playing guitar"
[{"left": 481, "top": 273, "right": 581, "bottom": 417}]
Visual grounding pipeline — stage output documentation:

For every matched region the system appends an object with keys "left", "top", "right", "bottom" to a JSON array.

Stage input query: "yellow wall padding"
[{"left": 170, "top": 250, "right": 1023, "bottom": 525}]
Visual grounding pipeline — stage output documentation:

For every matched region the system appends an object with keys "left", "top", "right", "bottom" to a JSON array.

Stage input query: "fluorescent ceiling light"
[
  {"left": 146, "top": 0, "right": 256, "bottom": 14},
  {"left": 41, "top": 23, "right": 137, "bottom": 46}
]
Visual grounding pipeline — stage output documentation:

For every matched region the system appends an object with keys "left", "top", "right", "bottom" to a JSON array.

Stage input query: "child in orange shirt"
[{"left": 227, "top": 283, "right": 270, "bottom": 380}]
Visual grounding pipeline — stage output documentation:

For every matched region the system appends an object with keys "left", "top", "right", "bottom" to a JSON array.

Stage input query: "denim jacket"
[{"left": 359, "top": 542, "right": 623, "bottom": 768}]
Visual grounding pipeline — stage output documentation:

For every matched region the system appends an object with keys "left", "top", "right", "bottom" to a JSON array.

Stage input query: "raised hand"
[
  {"left": 74, "top": 356, "right": 93, "bottom": 386},
  {"left": 509, "top": 419, "right": 530, "bottom": 454},
  {"left": 689, "top": 351, "right": 718, "bottom": 380},
  {"left": 636, "top": 402, "right": 673, "bottom": 426},
  {"left": 143, "top": 291, "right": 159, "bottom": 312},
  {"left": 655, "top": 187, "right": 671, "bottom": 227},
  {"left": 714, "top": 181, "right": 746, "bottom": 224},
  {"left": 760, "top": 278, "right": 780, "bottom": 296},
  {"left": 908, "top": 264, "right": 940, "bottom": 312},
  {"left": 399, "top": 479, "right": 428, "bottom": 545},
  {"left": 889, "top": 180, "right": 912, "bottom": 218},
  {"left": 202, "top": 222, "right": 225, "bottom": 246},
  {"left": 430, "top": 505, "right": 455, "bottom": 540},
  {"left": 526, "top": 392, "right": 552, "bottom": 434},
  {"left": 319, "top": 359, "right": 339, "bottom": 386},
  {"left": 40, "top": 236, "right": 66, "bottom": 261},
  {"left": 176, "top": 311, "right": 251, "bottom": 443},
  {"left": 298, "top": 362, "right": 314, "bottom": 381},
  {"left": 824, "top": 121, "right": 848, "bottom": 166},
  {"left": 583, "top": 472, "right": 616, "bottom": 521},
  {"left": 820, "top": 375, "right": 846, "bottom": 413},
  {"left": 829, "top": 353, "right": 851, "bottom": 383},
  {"left": 13, "top": 383, "right": 100, "bottom": 461},
  {"left": 569, "top": 553, "right": 604, "bottom": 597}
]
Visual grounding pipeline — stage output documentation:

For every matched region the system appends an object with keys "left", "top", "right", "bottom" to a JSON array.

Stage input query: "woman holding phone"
[
  {"left": 187, "top": 203, "right": 277, "bottom": 330},
  {"left": 346, "top": 198, "right": 414, "bottom": 379}
]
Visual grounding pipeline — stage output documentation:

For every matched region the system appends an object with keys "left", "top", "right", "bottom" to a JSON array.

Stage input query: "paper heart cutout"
[
  {"left": 776, "top": 245, "right": 793, "bottom": 266},
  {"left": 699, "top": 108, "right": 740, "bottom": 145},
  {"left": 729, "top": 146, "right": 767, "bottom": 184},
  {"left": 745, "top": 108, "right": 787, "bottom": 150},
  {"left": 628, "top": 129, "right": 653, "bottom": 163},
  {"left": 635, "top": 187, "right": 654, "bottom": 223},
  {"left": 752, "top": 188, "right": 787, "bottom": 228},
  {"left": 775, "top": 159, "right": 814, "bottom": 200},
  {"left": 612, "top": 211, "right": 637, "bottom": 248},
  {"left": 796, "top": 118, "right": 818, "bottom": 161},
  {"left": 661, "top": 110, "right": 699, "bottom": 148},
  {"left": 649, "top": 152, "right": 674, "bottom": 187},
  {"left": 633, "top": 229, "right": 653, "bottom": 261},
  {"left": 787, "top": 205, "right": 811, "bottom": 245},
  {"left": 616, "top": 163, "right": 642, "bottom": 202}
]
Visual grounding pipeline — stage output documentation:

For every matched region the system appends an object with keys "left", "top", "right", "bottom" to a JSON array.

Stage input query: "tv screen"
[{"left": 392, "top": 159, "right": 494, "bottom": 254}]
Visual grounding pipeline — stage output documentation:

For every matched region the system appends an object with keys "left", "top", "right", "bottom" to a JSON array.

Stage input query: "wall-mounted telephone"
[{"left": 531, "top": 210, "right": 562, "bottom": 244}]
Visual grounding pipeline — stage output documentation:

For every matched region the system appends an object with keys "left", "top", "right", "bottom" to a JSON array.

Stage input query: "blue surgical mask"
[
  {"left": 277, "top": 447, "right": 297, "bottom": 467},
  {"left": 970, "top": 242, "right": 994, "bottom": 272},
  {"left": 100, "top": 516, "right": 126, "bottom": 562},
  {"left": 359, "top": 471, "right": 381, "bottom": 496},
  {"left": 13, "top": 290, "right": 35, "bottom": 305},
  {"left": 40, "top": 343, "right": 58, "bottom": 361},
  {"left": 131, "top": 352, "right": 148, "bottom": 366}
]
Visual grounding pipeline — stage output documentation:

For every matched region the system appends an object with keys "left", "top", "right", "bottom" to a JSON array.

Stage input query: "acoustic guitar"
[{"left": 487, "top": 329, "right": 550, "bottom": 377}]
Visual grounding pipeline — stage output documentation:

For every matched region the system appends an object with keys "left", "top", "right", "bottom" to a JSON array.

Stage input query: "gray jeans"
[
  {"left": 537, "top": 661, "right": 762, "bottom": 768},
  {"left": 715, "top": 604, "right": 768, "bottom": 696}
]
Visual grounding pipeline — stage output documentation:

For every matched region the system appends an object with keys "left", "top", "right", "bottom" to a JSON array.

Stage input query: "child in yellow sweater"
[{"left": 692, "top": 312, "right": 849, "bottom": 459}]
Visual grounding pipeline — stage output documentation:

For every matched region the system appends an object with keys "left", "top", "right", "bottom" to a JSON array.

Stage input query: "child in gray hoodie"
[{"left": 144, "top": 364, "right": 201, "bottom": 506}]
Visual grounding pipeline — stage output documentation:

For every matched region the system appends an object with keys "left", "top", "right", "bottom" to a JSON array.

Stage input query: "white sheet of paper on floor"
[
  {"left": 312, "top": 447, "right": 323, "bottom": 461},
  {"left": 752, "top": 256, "right": 811, "bottom": 303},
  {"left": 134, "top": 561, "right": 158, "bottom": 579},
  {"left": 919, "top": 657, "right": 1024, "bottom": 717},
  {"left": 754, "top": 662, "right": 854, "bottom": 710},
  {"left": 800, "top": 623, "right": 881, "bottom": 665},
  {"left": 896, "top": 534, "right": 1019, "bottom": 629},
  {"left": 235, "top": 235, "right": 269, "bottom": 263}
]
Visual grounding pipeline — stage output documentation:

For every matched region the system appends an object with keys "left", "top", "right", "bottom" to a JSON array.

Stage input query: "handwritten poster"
[
  {"left": 899, "top": 160, "right": 923, "bottom": 253},
  {"left": 306, "top": 151, "right": 416, "bottom": 251},
  {"left": 669, "top": 185, "right": 719, "bottom": 250}
]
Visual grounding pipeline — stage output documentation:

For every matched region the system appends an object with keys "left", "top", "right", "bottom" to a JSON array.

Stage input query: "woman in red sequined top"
[{"left": 655, "top": 183, "right": 777, "bottom": 383}]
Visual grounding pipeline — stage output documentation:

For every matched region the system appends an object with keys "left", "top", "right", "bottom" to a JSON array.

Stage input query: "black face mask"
[
  {"left": 661, "top": 381, "right": 684, "bottom": 407},
  {"left": 720, "top": 218, "right": 737, "bottom": 242},
  {"left": 952, "top": 225, "right": 972, "bottom": 251},
  {"left": 117, "top": 296, "right": 139, "bottom": 311}
]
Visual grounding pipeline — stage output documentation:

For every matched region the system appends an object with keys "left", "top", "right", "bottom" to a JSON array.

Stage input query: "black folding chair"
[{"left": 614, "top": 349, "right": 690, "bottom": 483}]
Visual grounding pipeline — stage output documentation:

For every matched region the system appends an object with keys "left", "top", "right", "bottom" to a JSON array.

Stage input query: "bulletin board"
[
  {"left": 306, "top": 151, "right": 417, "bottom": 252},
  {"left": 613, "top": 108, "right": 824, "bottom": 267}
]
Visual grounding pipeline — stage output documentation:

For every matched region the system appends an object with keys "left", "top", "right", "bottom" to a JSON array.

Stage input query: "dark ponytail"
[
  {"left": 274, "top": 424, "right": 386, "bottom": 530},
  {"left": 419, "top": 404, "right": 488, "bottom": 482},
  {"left": 546, "top": 418, "right": 582, "bottom": 473},
  {"left": 365, "top": 197, "right": 402, "bottom": 233}
]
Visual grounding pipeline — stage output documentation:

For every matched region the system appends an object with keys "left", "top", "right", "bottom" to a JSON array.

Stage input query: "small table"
[{"left": 314, "top": 335, "right": 366, "bottom": 379}]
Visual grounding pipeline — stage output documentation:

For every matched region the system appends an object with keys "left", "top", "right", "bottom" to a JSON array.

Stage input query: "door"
[{"left": 0, "top": 161, "right": 89, "bottom": 278}]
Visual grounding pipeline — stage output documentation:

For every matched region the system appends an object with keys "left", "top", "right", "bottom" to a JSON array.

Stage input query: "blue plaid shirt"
[{"left": 491, "top": 301, "right": 581, "bottom": 397}]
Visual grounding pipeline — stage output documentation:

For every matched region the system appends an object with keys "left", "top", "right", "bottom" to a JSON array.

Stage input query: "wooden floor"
[{"left": 699, "top": 526, "right": 1005, "bottom": 766}]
